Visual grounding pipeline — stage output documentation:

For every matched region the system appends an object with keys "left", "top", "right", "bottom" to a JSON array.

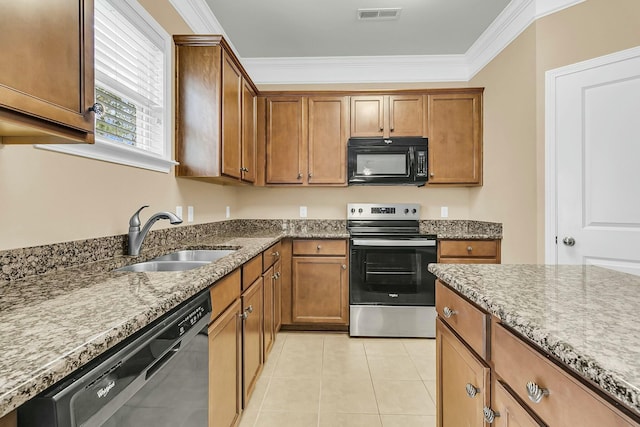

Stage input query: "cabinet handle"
[
  {"left": 246, "top": 305, "right": 253, "bottom": 314},
  {"left": 240, "top": 167, "right": 249, "bottom": 172},
  {"left": 239, "top": 311, "right": 248, "bottom": 320},
  {"left": 297, "top": 173, "right": 302, "bottom": 180},
  {"left": 483, "top": 407, "right": 500, "bottom": 423},
  {"left": 271, "top": 251, "right": 280, "bottom": 257},
  {"left": 341, "top": 264, "right": 347, "bottom": 270},
  {"left": 526, "top": 381, "right": 549, "bottom": 404},
  {"left": 316, "top": 244, "right": 322, "bottom": 250},
  {"left": 443, "top": 306, "right": 457, "bottom": 318},
  {"left": 89, "top": 102, "right": 105, "bottom": 119},
  {"left": 430, "top": 172, "right": 434, "bottom": 177},
  {"left": 308, "top": 172, "right": 313, "bottom": 178},
  {"left": 274, "top": 272, "right": 280, "bottom": 279},
  {"left": 465, "top": 383, "right": 479, "bottom": 398},
  {"left": 467, "top": 246, "right": 473, "bottom": 252}
]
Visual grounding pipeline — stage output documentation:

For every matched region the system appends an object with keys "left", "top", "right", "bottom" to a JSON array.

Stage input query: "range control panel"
[{"left": 347, "top": 203, "right": 421, "bottom": 221}]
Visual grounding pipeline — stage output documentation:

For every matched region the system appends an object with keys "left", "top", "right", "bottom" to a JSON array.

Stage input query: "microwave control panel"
[{"left": 416, "top": 151, "right": 427, "bottom": 177}]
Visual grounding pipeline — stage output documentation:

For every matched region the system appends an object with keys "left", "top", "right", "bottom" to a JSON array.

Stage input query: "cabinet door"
[
  {"left": 0, "top": 0, "right": 94, "bottom": 142},
  {"left": 221, "top": 51, "right": 242, "bottom": 179},
  {"left": 262, "top": 266, "right": 274, "bottom": 358},
  {"left": 389, "top": 95, "right": 424, "bottom": 137},
  {"left": 427, "top": 92, "right": 482, "bottom": 185},
  {"left": 274, "top": 259, "right": 282, "bottom": 333},
  {"left": 350, "top": 96, "right": 384, "bottom": 137},
  {"left": 307, "top": 96, "right": 348, "bottom": 185},
  {"left": 241, "top": 79, "right": 256, "bottom": 183},
  {"left": 242, "top": 278, "right": 263, "bottom": 407},
  {"left": 436, "top": 318, "right": 490, "bottom": 427},
  {"left": 291, "top": 256, "right": 348, "bottom": 324},
  {"left": 209, "top": 299, "right": 242, "bottom": 427},
  {"left": 266, "top": 97, "right": 305, "bottom": 184},
  {"left": 492, "top": 380, "right": 544, "bottom": 427}
]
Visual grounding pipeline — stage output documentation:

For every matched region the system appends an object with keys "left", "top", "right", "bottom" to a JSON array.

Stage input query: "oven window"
[
  {"left": 350, "top": 245, "right": 436, "bottom": 306},
  {"left": 356, "top": 153, "right": 407, "bottom": 176}
]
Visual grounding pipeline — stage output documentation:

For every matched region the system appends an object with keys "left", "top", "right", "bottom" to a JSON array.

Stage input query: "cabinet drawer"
[
  {"left": 436, "top": 280, "right": 489, "bottom": 359},
  {"left": 210, "top": 269, "right": 241, "bottom": 320},
  {"left": 292, "top": 239, "right": 346, "bottom": 256},
  {"left": 492, "top": 322, "right": 636, "bottom": 426},
  {"left": 492, "top": 380, "right": 544, "bottom": 427},
  {"left": 439, "top": 240, "right": 497, "bottom": 258},
  {"left": 242, "top": 254, "right": 262, "bottom": 291},
  {"left": 262, "top": 242, "right": 281, "bottom": 271}
]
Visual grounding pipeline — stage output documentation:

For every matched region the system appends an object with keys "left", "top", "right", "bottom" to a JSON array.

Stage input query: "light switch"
[
  {"left": 175, "top": 206, "right": 183, "bottom": 221},
  {"left": 441, "top": 206, "right": 449, "bottom": 218},
  {"left": 300, "top": 206, "right": 308, "bottom": 218},
  {"left": 187, "top": 206, "right": 194, "bottom": 222}
]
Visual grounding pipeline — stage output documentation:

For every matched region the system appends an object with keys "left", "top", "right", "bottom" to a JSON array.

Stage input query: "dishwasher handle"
[{"left": 145, "top": 341, "right": 181, "bottom": 380}]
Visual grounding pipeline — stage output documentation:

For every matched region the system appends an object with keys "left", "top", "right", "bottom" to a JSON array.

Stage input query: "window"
[{"left": 36, "top": 0, "right": 176, "bottom": 173}]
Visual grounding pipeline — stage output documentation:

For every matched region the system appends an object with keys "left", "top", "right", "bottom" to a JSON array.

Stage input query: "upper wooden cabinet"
[
  {"left": 0, "top": 0, "right": 95, "bottom": 144},
  {"left": 174, "top": 35, "right": 258, "bottom": 184},
  {"left": 426, "top": 91, "right": 483, "bottom": 185},
  {"left": 350, "top": 95, "right": 423, "bottom": 138},
  {"left": 265, "top": 96, "right": 348, "bottom": 186}
]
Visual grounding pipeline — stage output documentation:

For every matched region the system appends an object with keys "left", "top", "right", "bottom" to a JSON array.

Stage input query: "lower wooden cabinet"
[
  {"left": 208, "top": 298, "right": 242, "bottom": 427},
  {"left": 262, "top": 265, "right": 275, "bottom": 357},
  {"left": 492, "top": 380, "right": 543, "bottom": 427},
  {"left": 291, "top": 240, "right": 349, "bottom": 325},
  {"left": 273, "top": 259, "right": 282, "bottom": 333},
  {"left": 241, "top": 277, "right": 264, "bottom": 406},
  {"left": 0, "top": 411, "right": 16, "bottom": 427},
  {"left": 437, "top": 279, "right": 639, "bottom": 427},
  {"left": 436, "top": 318, "right": 490, "bottom": 427}
]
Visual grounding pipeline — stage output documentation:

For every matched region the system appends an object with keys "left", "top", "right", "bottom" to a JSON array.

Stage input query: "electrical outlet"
[
  {"left": 225, "top": 206, "right": 230, "bottom": 218},
  {"left": 441, "top": 206, "right": 449, "bottom": 218},
  {"left": 175, "top": 206, "right": 183, "bottom": 221},
  {"left": 187, "top": 206, "right": 194, "bottom": 222},
  {"left": 299, "top": 206, "right": 308, "bottom": 218}
]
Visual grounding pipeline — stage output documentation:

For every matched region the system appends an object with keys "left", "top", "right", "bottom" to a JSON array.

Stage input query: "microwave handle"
[{"left": 409, "top": 147, "right": 415, "bottom": 179}]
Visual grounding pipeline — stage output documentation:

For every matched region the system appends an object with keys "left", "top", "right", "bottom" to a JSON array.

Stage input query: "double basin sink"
[{"left": 116, "top": 249, "right": 235, "bottom": 272}]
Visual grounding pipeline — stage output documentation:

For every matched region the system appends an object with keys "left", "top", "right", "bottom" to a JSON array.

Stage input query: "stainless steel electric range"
[{"left": 348, "top": 203, "right": 437, "bottom": 338}]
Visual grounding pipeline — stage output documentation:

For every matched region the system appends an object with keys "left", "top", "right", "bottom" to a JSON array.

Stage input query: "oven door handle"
[{"left": 351, "top": 239, "right": 436, "bottom": 247}]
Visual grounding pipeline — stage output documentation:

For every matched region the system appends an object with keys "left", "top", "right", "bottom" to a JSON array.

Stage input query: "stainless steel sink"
[
  {"left": 153, "top": 249, "right": 235, "bottom": 262},
  {"left": 115, "top": 260, "right": 210, "bottom": 272}
]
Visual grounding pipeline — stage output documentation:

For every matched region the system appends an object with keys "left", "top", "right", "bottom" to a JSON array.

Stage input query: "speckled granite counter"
[
  {"left": 428, "top": 264, "right": 640, "bottom": 417},
  {"left": 0, "top": 218, "right": 501, "bottom": 418}
]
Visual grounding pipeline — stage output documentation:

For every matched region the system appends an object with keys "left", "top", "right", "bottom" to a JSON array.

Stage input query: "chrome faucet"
[{"left": 127, "top": 205, "right": 183, "bottom": 256}]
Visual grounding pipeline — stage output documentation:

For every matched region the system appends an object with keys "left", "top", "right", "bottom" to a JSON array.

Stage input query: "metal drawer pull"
[
  {"left": 483, "top": 407, "right": 500, "bottom": 423},
  {"left": 317, "top": 244, "right": 322, "bottom": 250},
  {"left": 271, "top": 251, "right": 280, "bottom": 257},
  {"left": 341, "top": 264, "right": 347, "bottom": 270},
  {"left": 526, "top": 381, "right": 549, "bottom": 403},
  {"left": 239, "top": 311, "right": 248, "bottom": 320},
  {"left": 465, "top": 383, "right": 479, "bottom": 398},
  {"left": 246, "top": 305, "right": 253, "bottom": 314},
  {"left": 467, "top": 246, "right": 473, "bottom": 251},
  {"left": 89, "top": 102, "right": 105, "bottom": 118},
  {"left": 443, "top": 306, "right": 457, "bottom": 318}
]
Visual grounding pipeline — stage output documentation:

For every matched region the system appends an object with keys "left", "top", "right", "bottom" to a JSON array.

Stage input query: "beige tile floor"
[{"left": 238, "top": 332, "right": 436, "bottom": 427}]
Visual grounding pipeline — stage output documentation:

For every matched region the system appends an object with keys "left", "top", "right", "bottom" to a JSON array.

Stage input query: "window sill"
[{"left": 35, "top": 138, "right": 178, "bottom": 173}]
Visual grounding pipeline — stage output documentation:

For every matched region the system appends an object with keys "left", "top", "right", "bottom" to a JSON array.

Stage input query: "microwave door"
[{"left": 352, "top": 149, "right": 411, "bottom": 180}]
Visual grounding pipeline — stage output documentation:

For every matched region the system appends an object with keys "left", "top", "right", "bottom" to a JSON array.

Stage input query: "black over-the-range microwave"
[{"left": 347, "top": 137, "right": 428, "bottom": 186}]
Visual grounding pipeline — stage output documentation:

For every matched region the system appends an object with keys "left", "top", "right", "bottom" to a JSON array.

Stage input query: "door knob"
[{"left": 562, "top": 237, "right": 575, "bottom": 247}]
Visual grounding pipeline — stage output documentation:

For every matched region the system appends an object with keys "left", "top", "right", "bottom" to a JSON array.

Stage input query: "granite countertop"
[
  {"left": 428, "top": 264, "right": 640, "bottom": 417},
  {"left": 0, "top": 230, "right": 350, "bottom": 418}
]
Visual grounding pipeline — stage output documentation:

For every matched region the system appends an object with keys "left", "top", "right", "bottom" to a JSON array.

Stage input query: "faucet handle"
[{"left": 129, "top": 205, "right": 149, "bottom": 229}]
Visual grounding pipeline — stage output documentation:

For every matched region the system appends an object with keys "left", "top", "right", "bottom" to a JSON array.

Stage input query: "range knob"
[
  {"left": 358, "top": 208, "right": 363, "bottom": 213},
  {"left": 404, "top": 208, "right": 409, "bottom": 214},
  {"left": 412, "top": 208, "right": 417, "bottom": 214},
  {"left": 350, "top": 208, "right": 355, "bottom": 214}
]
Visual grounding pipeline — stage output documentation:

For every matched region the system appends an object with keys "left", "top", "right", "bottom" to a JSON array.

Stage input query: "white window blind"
[{"left": 94, "top": 0, "right": 164, "bottom": 155}]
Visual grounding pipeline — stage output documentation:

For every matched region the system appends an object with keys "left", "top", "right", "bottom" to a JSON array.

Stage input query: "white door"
[{"left": 546, "top": 47, "right": 640, "bottom": 275}]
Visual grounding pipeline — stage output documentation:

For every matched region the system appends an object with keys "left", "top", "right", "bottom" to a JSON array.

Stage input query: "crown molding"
[{"left": 170, "top": 0, "right": 585, "bottom": 85}]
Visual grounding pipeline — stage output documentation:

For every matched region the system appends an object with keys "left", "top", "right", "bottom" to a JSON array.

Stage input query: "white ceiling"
[
  {"left": 169, "top": 0, "right": 585, "bottom": 84},
  {"left": 202, "top": 0, "right": 511, "bottom": 58}
]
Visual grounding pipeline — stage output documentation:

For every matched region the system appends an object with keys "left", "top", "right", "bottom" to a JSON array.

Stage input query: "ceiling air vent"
[{"left": 357, "top": 8, "right": 402, "bottom": 21}]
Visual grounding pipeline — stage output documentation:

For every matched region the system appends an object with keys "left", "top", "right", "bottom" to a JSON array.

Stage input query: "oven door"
[
  {"left": 349, "top": 237, "right": 437, "bottom": 306},
  {"left": 348, "top": 146, "right": 414, "bottom": 184}
]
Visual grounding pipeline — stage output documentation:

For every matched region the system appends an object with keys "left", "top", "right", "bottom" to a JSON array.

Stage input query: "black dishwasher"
[{"left": 19, "top": 289, "right": 211, "bottom": 427}]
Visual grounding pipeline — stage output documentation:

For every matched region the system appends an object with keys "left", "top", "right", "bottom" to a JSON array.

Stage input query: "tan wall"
[
  {"left": 0, "top": 0, "right": 238, "bottom": 251},
  {"left": 533, "top": 0, "right": 640, "bottom": 262}
]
